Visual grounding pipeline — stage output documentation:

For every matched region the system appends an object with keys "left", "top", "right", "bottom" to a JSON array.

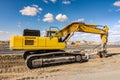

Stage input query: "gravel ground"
[{"left": 0, "top": 47, "right": 120, "bottom": 80}]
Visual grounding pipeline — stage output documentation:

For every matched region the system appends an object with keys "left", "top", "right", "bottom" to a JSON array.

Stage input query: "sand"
[{"left": 0, "top": 48, "right": 120, "bottom": 80}]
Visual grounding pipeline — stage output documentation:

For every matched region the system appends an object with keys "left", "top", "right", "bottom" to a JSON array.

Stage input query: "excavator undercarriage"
[{"left": 24, "top": 50, "right": 83, "bottom": 69}]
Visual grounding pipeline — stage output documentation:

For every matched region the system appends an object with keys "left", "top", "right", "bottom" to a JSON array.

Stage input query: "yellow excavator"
[{"left": 10, "top": 22, "right": 108, "bottom": 69}]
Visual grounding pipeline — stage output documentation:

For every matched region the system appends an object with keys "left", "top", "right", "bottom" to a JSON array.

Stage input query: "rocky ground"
[{"left": 0, "top": 47, "right": 120, "bottom": 80}]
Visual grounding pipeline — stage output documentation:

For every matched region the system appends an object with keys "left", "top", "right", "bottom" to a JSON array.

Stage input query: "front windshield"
[{"left": 47, "top": 31, "right": 56, "bottom": 37}]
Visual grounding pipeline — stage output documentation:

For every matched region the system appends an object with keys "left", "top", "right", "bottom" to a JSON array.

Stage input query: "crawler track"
[{"left": 24, "top": 51, "right": 83, "bottom": 69}]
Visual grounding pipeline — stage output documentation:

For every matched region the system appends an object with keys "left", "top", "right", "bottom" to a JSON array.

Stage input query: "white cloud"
[
  {"left": 0, "top": 31, "right": 9, "bottom": 34},
  {"left": 113, "top": 1, "right": 120, "bottom": 7},
  {"left": 41, "top": 31, "right": 46, "bottom": 37},
  {"left": 38, "top": 8, "right": 43, "bottom": 11},
  {"left": 109, "top": 30, "right": 120, "bottom": 35},
  {"left": 56, "top": 14, "right": 68, "bottom": 22},
  {"left": 50, "top": 0, "right": 56, "bottom": 3},
  {"left": 42, "top": 0, "right": 76, "bottom": 4},
  {"left": 75, "top": 18, "right": 85, "bottom": 22},
  {"left": 62, "top": 0, "right": 71, "bottom": 5},
  {"left": 43, "top": 0, "right": 48, "bottom": 3},
  {"left": 43, "top": 13, "right": 54, "bottom": 22},
  {"left": 19, "top": 5, "right": 43, "bottom": 16},
  {"left": 43, "top": 0, "right": 56, "bottom": 3},
  {"left": 118, "top": 20, "right": 120, "bottom": 23},
  {"left": 112, "top": 20, "right": 120, "bottom": 28},
  {"left": 109, "top": 30, "right": 120, "bottom": 42},
  {"left": 0, "top": 31, "right": 21, "bottom": 40},
  {"left": 77, "top": 18, "right": 85, "bottom": 22},
  {"left": 72, "top": 18, "right": 85, "bottom": 23},
  {"left": 108, "top": 20, "right": 120, "bottom": 42},
  {"left": 0, "top": 31, "right": 10, "bottom": 40},
  {"left": 70, "top": 32, "right": 100, "bottom": 42},
  {"left": 32, "top": 4, "right": 39, "bottom": 8}
]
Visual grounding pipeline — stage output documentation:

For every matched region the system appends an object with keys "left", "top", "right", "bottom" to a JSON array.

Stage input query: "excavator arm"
[{"left": 54, "top": 22, "right": 109, "bottom": 57}]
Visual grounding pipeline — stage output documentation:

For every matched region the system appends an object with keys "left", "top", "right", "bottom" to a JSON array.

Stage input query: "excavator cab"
[{"left": 46, "top": 30, "right": 57, "bottom": 37}]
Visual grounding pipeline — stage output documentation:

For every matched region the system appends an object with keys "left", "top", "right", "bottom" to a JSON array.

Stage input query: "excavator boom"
[{"left": 55, "top": 22, "right": 108, "bottom": 40}]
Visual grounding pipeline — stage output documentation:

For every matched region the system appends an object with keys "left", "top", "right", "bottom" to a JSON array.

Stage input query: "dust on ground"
[{"left": 1, "top": 48, "right": 120, "bottom": 80}]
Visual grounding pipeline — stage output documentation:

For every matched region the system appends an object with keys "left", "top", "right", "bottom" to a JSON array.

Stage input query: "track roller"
[{"left": 75, "top": 54, "right": 82, "bottom": 62}]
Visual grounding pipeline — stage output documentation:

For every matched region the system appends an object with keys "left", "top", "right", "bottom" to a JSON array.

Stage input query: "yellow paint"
[
  {"left": 10, "top": 22, "right": 108, "bottom": 51},
  {"left": 10, "top": 36, "right": 66, "bottom": 50}
]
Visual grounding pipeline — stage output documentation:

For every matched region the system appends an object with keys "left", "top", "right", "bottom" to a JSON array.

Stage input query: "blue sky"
[{"left": 0, "top": 0, "right": 120, "bottom": 42}]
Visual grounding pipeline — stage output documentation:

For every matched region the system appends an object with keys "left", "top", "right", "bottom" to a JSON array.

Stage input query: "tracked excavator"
[{"left": 10, "top": 22, "right": 108, "bottom": 69}]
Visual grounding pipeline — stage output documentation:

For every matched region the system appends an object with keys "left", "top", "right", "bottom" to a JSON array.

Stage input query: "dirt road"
[{"left": 1, "top": 48, "right": 120, "bottom": 80}]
